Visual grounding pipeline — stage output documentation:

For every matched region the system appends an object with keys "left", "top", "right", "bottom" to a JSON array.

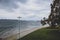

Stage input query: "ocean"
[
  {"left": 20, "top": 20, "right": 41, "bottom": 32},
  {"left": 0, "top": 19, "right": 41, "bottom": 38}
]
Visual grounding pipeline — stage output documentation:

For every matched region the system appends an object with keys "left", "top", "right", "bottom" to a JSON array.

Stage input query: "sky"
[{"left": 0, "top": 0, "right": 53, "bottom": 20}]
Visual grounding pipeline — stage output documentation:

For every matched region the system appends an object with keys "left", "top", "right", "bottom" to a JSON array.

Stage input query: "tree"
[
  {"left": 41, "top": 17, "right": 46, "bottom": 25},
  {"left": 41, "top": 0, "right": 60, "bottom": 28}
]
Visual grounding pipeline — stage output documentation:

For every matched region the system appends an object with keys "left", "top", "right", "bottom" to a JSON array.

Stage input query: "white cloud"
[{"left": 0, "top": 0, "right": 52, "bottom": 20}]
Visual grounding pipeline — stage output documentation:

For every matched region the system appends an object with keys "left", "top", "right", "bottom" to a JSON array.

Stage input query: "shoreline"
[
  {"left": 20, "top": 25, "right": 49, "bottom": 38},
  {"left": 4, "top": 25, "right": 49, "bottom": 40}
]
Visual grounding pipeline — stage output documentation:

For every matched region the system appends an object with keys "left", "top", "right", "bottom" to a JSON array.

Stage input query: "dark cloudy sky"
[{"left": 0, "top": 0, "right": 52, "bottom": 20}]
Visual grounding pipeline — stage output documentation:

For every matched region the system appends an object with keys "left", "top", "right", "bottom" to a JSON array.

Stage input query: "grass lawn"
[{"left": 19, "top": 27, "right": 60, "bottom": 40}]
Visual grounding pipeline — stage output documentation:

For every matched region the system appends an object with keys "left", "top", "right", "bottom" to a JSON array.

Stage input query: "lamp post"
[{"left": 17, "top": 16, "right": 21, "bottom": 39}]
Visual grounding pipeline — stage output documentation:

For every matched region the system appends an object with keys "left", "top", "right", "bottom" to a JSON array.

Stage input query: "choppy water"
[
  {"left": 0, "top": 19, "right": 41, "bottom": 38},
  {"left": 20, "top": 21, "right": 41, "bottom": 32}
]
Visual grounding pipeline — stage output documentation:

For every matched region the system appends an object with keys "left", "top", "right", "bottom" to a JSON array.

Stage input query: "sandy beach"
[
  {"left": 4, "top": 25, "right": 49, "bottom": 40},
  {"left": 20, "top": 25, "right": 49, "bottom": 38}
]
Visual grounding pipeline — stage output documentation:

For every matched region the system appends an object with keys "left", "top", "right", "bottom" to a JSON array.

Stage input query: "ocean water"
[
  {"left": 0, "top": 19, "right": 41, "bottom": 38},
  {"left": 20, "top": 21, "right": 41, "bottom": 32}
]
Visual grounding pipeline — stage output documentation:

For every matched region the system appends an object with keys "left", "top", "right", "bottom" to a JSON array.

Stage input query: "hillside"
[{"left": 19, "top": 27, "right": 60, "bottom": 40}]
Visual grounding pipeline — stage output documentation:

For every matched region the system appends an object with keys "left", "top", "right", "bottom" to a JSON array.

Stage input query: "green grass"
[{"left": 19, "top": 27, "right": 60, "bottom": 40}]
